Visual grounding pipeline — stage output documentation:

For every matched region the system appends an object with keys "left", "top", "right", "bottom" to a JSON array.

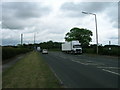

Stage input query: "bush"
[
  {"left": 99, "top": 47, "right": 119, "bottom": 56},
  {"left": 83, "top": 48, "right": 95, "bottom": 54},
  {"left": 84, "top": 45, "right": 119, "bottom": 56},
  {"left": 2, "top": 47, "right": 32, "bottom": 60}
]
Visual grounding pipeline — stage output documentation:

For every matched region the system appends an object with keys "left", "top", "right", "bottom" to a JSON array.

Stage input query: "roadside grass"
[{"left": 2, "top": 51, "right": 62, "bottom": 88}]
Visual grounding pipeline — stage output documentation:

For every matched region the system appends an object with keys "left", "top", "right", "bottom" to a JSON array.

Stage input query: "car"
[{"left": 42, "top": 49, "right": 48, "bottom": 54}]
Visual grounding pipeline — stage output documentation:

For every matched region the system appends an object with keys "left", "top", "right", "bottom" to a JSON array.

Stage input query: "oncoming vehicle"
[
  {"left": 62, "top": 40, "right": 82, "bottom": 54},
  {"left": 42, "top": 49, "right": 48, "bottom": 54},
  {"left": 37, "top": 47, "right": 41, "bottom": 52}
]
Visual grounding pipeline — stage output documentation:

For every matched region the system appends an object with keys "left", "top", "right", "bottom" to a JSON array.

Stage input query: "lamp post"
[
  {"left": 33, "top": 33, "right": 36, "bottom": 50},
  {"left": 82, "top": 11, "right": 99, "bottom": 54},
  {"left": 34, "top": 33, "right": 35, "bottom": 44},
  {"left": 21, "top": 34, "right": 23, "bottom": 45},
  {"left": 34, "top": 32, "right": 39, "bottom": 50},
  {"left": 34, "top": 32, "right": 39, "bottom": 44}
]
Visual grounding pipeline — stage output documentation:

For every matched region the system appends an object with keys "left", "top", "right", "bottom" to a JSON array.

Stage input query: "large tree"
[{"left": 65, "top": 27, "right": 93, "bottom": 47}]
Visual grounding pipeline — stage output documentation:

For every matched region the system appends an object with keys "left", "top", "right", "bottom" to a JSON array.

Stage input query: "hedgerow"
[{"left": 2, "top": 47, "right": 32, "bottom": 60}]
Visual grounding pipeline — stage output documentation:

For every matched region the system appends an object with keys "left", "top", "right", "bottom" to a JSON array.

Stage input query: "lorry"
[{"left": 62, "top": 40, "right": 82, "bottom": 54}]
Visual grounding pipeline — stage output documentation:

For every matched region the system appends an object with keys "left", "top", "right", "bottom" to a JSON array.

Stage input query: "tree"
[
  {"left": 39, "top": 40, "right": 62, "bottom": 50},
  {"left": 65, "top": 27, "right": 93, "bottom": 47}
]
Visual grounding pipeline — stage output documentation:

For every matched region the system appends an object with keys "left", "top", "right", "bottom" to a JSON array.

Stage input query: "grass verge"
[{"left": 2, "top": 51, "right": 62, "bottom": 88}]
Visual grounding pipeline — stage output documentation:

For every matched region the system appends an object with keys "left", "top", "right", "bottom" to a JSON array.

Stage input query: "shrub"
[
  {"left": 2, "top": 47, "right": 32, "bottom": 60},
  {"left": 84, "top": 45, "right": 119, "bottom": 56}
]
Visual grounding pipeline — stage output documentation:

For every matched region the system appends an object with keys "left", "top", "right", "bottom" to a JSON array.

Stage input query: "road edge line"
[
  {"left": 102, "top": 69, "right": 120, "bottom": 76},
  {"left": 47, "top": 64, "right": 66, "bottom": 88}
]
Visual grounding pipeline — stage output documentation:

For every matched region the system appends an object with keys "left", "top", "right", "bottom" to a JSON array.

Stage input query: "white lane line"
[
  {"left": 98, "top": 67, "right": 120, "bottom": 69},
  {"left": 71, "top": 59, "right": 120, "bottom": 76},
  {"left": 71, "top": 60, "right": 88, "bottom": 65},
  {"left": 102, "top": 69, "right": 120, "bottom": 76},
  {"left": 71, "top": 60, "right": 104, "bottom": 66}
]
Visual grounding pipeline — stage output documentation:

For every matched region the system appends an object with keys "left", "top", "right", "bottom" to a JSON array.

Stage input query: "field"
[{"left": 2, "top": 51, "right": 62, "bottom": 88}]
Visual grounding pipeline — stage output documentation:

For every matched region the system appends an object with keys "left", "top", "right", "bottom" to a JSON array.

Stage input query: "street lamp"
[
  {"left": 34, "top": 32, "right": 39, "bottom": 50},
  {"left": 34, "top": 32, "right": 39, "bottom": 44},
  {"left": 21, "top": 34, "right": 23, "bottom": 45},
  {"left": 82, "top": 11, "right": 99, "bottom": 54},
  {"left": 34, "top": 33, "right": 35, "bottom": 44}
]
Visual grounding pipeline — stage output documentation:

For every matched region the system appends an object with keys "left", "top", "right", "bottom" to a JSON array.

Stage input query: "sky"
[{"left": 1, "top": 0, "right": 119, "bottom": 46}]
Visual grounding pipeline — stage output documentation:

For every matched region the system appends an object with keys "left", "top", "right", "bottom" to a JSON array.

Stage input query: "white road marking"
[
  {"left": 86, "top": 61, "right": 94, "bottom": 63},
  {"left": 71, "top": 60, "right": 88, "bottom": 65},
  {"left": 102, "top": 69, "right": 120, "bottom": 76},
  {"left": 71, "top": 59, "right": 120, "bottom": 76},
  {"left": 71, "top": 60, "right": 104, "bottom": 66},
  {"left": 97, "top": 67, "right": 120, "bottom": 69},
  {"left": 47, "top": 64, "right": 64, "bottom": 86}
]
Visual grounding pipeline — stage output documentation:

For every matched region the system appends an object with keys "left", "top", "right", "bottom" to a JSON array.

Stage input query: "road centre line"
[
  {"left": 97, "top": 67, "right": 120, "bottom": 69},
  {"left": 102, "top": 69, "right": 120, "bottom": 76},
  {"left": 71, "top": 60, "right": 104, "bottom": 66},
  {"left": 71, "top": 60, "right": 88, "bottom": 65}
]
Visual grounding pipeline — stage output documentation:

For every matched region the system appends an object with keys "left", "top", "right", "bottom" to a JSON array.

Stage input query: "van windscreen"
[{"left": 73, "top": 45, "right": 81, "bottom": 48}]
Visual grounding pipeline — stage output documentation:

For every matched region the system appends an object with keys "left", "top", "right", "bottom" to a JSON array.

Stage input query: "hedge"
[
  {"left": 83, "top": 46, "right": 119, "bottom": 56},
  {"left": 2, "top": 47, "right": 32, "bottom": 60}
]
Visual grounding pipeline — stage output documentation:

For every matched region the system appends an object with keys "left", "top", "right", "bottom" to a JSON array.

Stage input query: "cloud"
[
  {"left": 60, "top": 2, "right": 115, "bottom": 17},
  {"left": 2, "top": 38, "right": 19, "bottom": 46},
  {"left": 104, "top": 2, "right": 118, "bottom": 28},
  {"left": 1, "top": 1, "right": 118, "bottom": 46},
  {"left": 2, "top": 29, "right": 20, "bottom": 45},
  {"left": 0, "top": 3, "right": 2, "bottom": 21},
  {"left": 2, "top": 2, "right": 51, "bottom": 29}
]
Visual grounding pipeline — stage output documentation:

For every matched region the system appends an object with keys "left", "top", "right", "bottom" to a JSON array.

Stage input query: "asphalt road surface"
[{"left": 41, "top": 51, "right": 119, "bottom": 88}]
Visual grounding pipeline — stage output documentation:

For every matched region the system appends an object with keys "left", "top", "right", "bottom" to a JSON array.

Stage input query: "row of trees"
[
  {"left": 11, "top": 27, "right": 118, "bottom": 56},
  {"left": 17, "top": 40, "right": 62, "bottom": 50},
  {"left": 15, "top": 27, "right": 92, "bottom": 49},
  {"left": 17, "top": 41, "right": 119, "bottom": 56},
  {"left": 16, "top": 27, "right": 92, "bottom": 49}
]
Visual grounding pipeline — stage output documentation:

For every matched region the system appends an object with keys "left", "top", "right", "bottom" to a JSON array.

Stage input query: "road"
[{"left": 41, "top": 51, "right": 119, "bottom": 88}]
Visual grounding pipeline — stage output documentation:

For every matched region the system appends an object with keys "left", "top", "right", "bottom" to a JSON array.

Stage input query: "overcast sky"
[{"left": 1, "top": 0, "right": 119, "bottom": 46}]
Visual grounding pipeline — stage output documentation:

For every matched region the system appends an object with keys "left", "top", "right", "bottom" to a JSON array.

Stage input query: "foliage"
[
  {"left": 83, "top": 45, "right": 119, "bottom": 56},
  {"left": 2, "top": 47, "right": 32, "bottom": 60},
  {"left": 17, "top": 41, "right": 62, "bottom": 51},
  {"left": 65, "top": 27, "right": 93, "bottom": 47},
  {"left": 40, "top": 40, "right": 62, "bottom": 50}
]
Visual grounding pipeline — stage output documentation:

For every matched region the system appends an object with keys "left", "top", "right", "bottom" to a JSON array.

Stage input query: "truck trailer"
[{"left": 62, "top": 40, "right": 82, "bottom": 54}]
